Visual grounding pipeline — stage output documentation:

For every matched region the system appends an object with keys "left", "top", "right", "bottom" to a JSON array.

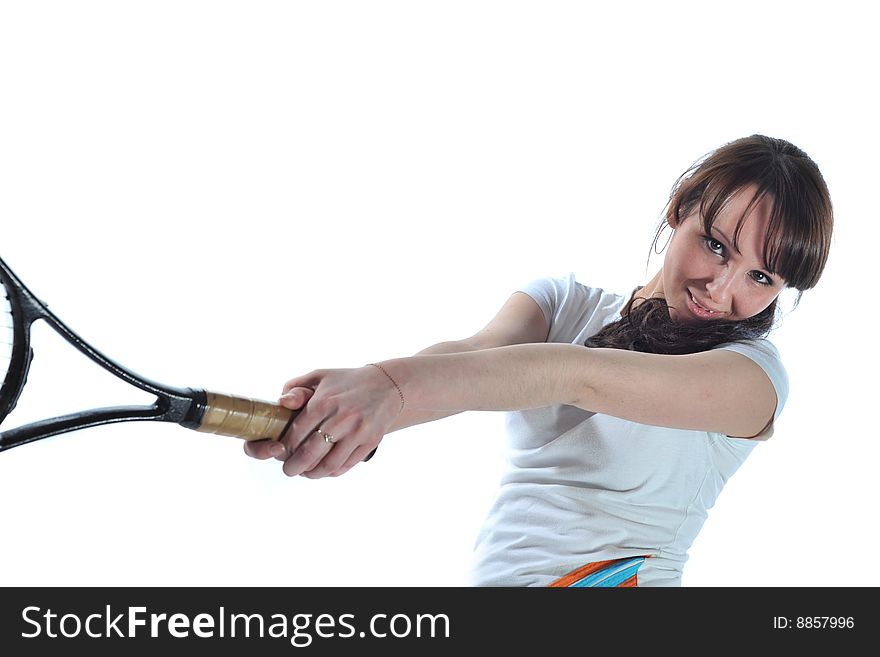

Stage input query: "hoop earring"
[{"left": 653, "top": 222, "right": 674, "bottom": 255}]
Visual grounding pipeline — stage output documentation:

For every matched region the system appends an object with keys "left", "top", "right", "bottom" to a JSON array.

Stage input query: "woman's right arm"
[{"left": 387, "top": 291, "right": 549, "bottom": 433}]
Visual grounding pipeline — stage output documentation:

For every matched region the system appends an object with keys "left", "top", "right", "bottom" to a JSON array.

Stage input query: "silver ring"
[{"left": 316, "top": 428, "right": 337, "bottom": 444}]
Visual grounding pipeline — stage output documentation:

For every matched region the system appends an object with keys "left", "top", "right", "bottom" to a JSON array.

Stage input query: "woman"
[{"left": 245, "top": 134, "right": 833, "bottom": 587}]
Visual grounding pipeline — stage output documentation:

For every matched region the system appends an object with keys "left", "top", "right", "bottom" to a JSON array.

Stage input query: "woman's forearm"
[
  {"left": 382, "top": 343, "right": 588, "bottom": 414},
  {"left": 379, "top": 342, "right": 773, "bottom": 439},
  {"left": 386, "top": 339, "right": 479, "bottom": 433}
]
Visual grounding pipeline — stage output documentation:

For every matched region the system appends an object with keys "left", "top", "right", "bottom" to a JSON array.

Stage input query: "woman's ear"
[{"left": 666, "top": 211, "right": 679, "bottom": 229}]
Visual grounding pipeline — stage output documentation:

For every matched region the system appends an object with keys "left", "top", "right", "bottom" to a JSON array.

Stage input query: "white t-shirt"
[{"left": 469, "top": 273, "right": 789, "bottom": 587}]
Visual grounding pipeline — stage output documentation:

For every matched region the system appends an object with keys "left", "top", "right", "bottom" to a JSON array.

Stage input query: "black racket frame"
[{"left": 0, "top": 255, "right": 209, "bottom": 451}]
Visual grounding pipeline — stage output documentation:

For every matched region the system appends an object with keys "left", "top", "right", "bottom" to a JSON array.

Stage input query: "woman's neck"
[{"left": 622, "top": 269, "right": 664, "bottom": 316}]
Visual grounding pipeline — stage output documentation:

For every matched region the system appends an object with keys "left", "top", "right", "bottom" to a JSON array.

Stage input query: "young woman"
[{"left": 245, "top": 134, "right": 833, "bottom": 587}]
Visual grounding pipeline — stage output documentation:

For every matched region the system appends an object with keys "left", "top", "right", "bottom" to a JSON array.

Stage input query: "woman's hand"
[{"left": 276, "top": 365, "right": 404, "bottom": 478}]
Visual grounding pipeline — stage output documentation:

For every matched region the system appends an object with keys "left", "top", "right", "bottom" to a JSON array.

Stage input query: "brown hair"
[{"left": 587, "top": 134, "right": 833, "bottom": 355}]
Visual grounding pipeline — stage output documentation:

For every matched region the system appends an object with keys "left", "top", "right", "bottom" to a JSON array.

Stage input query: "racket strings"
[{"left": 2, "top": 282, "right": 14, "bottom": 388}]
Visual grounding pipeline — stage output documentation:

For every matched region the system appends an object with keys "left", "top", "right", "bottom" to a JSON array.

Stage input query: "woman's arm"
[
  {"left": 383, "top": 344, "right": 777, "bottom": 437},
  {"left": 281, "top": 340, "right": 776, "bottom": 478}
]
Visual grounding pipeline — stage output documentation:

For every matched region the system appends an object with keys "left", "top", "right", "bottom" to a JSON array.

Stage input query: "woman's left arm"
[
  {"left": 392, "top": 344, "right": 777, "bottom": 437},
  {"left": 280, "top": 343, "right": 776, "bottom": 478}
]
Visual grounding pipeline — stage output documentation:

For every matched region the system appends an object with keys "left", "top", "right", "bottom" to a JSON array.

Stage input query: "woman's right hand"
[{"left": 273, "top": 365, "right": 403, "bottom": 478}]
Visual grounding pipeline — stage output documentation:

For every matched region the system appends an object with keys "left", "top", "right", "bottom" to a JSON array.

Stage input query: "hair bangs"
[{"left": 759, "top": 166, "right": 829, "bottom": 291}]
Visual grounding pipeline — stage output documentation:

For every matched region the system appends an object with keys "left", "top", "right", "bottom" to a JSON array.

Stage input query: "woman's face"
[{"left": 662, "top": 184, "right": 787, "bottom": 324}]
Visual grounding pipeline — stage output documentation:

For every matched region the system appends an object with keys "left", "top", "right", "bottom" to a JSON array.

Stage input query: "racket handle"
[{"left": 196, "top": 391, "right": 294, "bottom": 441}]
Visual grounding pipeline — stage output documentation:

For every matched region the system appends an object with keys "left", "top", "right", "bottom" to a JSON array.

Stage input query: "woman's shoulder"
[{"left": 714, "top": 337, "right": 789, "bottom": 414}]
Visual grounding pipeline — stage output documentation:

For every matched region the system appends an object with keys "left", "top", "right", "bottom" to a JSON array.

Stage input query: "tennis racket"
[{"left": 0, "top": 254, "right": 376, "bottom": 460}]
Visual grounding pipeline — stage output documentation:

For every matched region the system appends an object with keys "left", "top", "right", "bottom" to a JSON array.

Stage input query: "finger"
[
  {"left": 273, "top": 442, "right": 291, "bottom": 461},
  {"left": 282, "top": 428, "right": 338, "bottom": 477},
  {"left": 300, "top": 462, "right": 333, "bottom": 479},
  {"left": 275, "top": 388, "right": 319, "bottom": 459},
  {"left": 302, "top": 435, "right": 377, "bottom": 479},
  {"left": 281, "top": 371, "right": 324, "bottom": 396},
  {"left": 278, "top": 386, "right": 315, "bottom": 411},
  {"left": 279, "top": 406, "right": 320, "bottom": 455},
  {"left": 300, "top": 444, "right": 352, "bottom": 479},
  {"left": 331, "top": 442, "right": 381, "bottom": 476},
  {"left": 243, "top": 438, "right": 287, "bottom": 460}
]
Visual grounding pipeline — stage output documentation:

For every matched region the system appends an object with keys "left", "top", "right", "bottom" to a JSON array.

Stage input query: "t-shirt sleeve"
[
  {"left": 716, "top": 339, "right": 789, "bottom": 440},
  {"left": 517, "top": 274, "right": 624, "bottom": 346},
  {"left": 517, "top": 273, "right": 601, "bottom": 344},
  {"left": 516, "top": 274, "right": 570, "bottom": 331}
]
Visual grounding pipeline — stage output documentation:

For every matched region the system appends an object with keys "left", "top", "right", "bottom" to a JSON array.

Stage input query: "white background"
[{"left": 0, "top": 1, "right": 876, "bottom": 587}]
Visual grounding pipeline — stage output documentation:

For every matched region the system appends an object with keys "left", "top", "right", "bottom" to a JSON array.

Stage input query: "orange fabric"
[
  {"left": 548, "top": 558, "right": 622, "bottom": 587},
  {"left": 618, "top": 574, "right": 638, "bottom": 587}
]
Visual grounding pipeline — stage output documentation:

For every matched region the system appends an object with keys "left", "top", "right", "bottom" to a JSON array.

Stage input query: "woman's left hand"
[{"left": 277, "top": 365, "right": 404, "bottom": 478}]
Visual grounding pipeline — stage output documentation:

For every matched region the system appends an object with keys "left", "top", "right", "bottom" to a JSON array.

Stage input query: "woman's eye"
[
  {"left": 703, "top": 237, "right": 724, "bottom": 255},
  {"left": 751, "top": 271, "right": 773, "bottom": 286}
]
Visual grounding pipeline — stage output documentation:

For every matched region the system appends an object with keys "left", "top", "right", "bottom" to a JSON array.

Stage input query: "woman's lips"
[{"left": 686, "top": 290, "right": 723, "bottom": 319}]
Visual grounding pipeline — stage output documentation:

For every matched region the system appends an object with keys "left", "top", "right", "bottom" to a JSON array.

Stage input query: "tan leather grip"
[{"left": 196, "top": 391, "right": 294, "bottom": 441}]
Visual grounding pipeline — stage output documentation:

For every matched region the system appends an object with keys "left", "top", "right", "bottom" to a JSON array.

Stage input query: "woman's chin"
[{"left": 668, "top": 305, "right": 704, "bottom": 326}]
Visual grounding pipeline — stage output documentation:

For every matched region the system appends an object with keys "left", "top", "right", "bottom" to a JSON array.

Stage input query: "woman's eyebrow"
[{"left": 711, "top": 227, "right": 740, "bottom": 254}]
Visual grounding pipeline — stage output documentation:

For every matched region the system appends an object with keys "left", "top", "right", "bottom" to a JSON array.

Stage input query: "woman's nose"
[{"left": 705, "top": 270, "right": 735, "bottom": 309}]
